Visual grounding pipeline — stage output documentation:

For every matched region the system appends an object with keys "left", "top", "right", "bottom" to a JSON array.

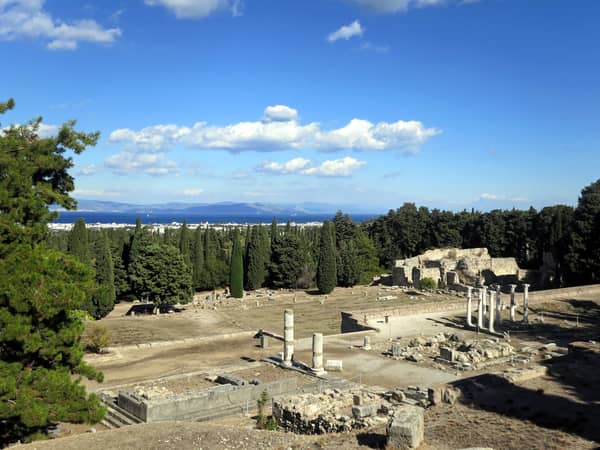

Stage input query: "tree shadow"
[{"left": 453, "top": 350, "right": 600, "bottom": 443}]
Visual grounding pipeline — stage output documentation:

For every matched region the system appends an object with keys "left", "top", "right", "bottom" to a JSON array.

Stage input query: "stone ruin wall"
[{"left": 392, "top": 247, "right": 522, "bottom": 287}]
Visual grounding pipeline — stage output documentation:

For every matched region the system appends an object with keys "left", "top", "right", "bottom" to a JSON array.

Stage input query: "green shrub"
[
  {"left": 85, "top": 324, "right": 112, "bottom": 353},
  {"left": 417, "top": 277, "right": 437, "bottom": 290}
]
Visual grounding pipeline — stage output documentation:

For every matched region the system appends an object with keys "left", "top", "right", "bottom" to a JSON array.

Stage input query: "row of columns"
[
  {"left": 466, "top": 283, "right": 530, "bottom": 334},
  {"left": 282, "top": 309, "right": 326, "bottom": 374}
]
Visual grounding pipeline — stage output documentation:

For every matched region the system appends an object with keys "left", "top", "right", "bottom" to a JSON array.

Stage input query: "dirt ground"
[
  {"left": 92, "top": 287, "right": 456, "bottom": 347},
  {"left": 66, "top": 287, "right": 600, "bottom": 449}
]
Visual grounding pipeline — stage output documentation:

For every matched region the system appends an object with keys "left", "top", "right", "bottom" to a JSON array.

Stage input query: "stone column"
[
  {"left": 496, "top": 285, "right": 503, "bottom": 310},
  {"left": 312, "top": 333, "right": 325, "bottom": 374},
  {"left": 488, "top": 291, "right": 496, "bottom": 333},
  {"left": 476, "top": 288, "right": 484, "bottom": 330},
  {"left": 509, "top": 284, "right": 517, "bottom": 322},
  {"left": 466, "top": 287, "right": 474, "bottom": 328},
  {"left": 481, "top": 285, "right": 488, "bottom": 316},
  {"left": 283, "top": 309, "right": 294, "bottom": 367},
  {"left": 495, "top": 286, "right": 503, "bottom": 326},
  {"left": 522, "top": 284, "right": 530, "bottom": 323},
  {"left": 363, "top": 335, "right": 372, "bottom": 350}
]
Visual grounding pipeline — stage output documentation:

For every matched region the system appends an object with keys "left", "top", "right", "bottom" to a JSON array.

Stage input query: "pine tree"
[
  {"left": 89, "top": 232, "right": 116, "bottom": 318},
  {"left": 317, "top": 221, "right": 337, "bottom": 294},
  {"left": 0, "top": 98, "right": 105, "bottom": 442},
  {"left": 230, "top": 231, "right": 244, "bottom": 298},
  {"left": 67, "top": 218, "right": 91, "bottom": 265},
  {"left": 128, "top": 243, "right": 193, "bottom": 305}
]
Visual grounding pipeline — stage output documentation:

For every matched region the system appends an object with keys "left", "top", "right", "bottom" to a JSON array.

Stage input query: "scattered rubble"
[{"left": 387, "top": 332, "right": 515, "bottom": 370}]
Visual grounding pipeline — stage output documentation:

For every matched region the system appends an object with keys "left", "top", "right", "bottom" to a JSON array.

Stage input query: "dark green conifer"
[
  {"left": 90, "top": 232, "right": 116, "bottom": 318},
  {"left": 317, "top": 221, "right": 337, "bottom": 294},
  {"left": 229, "top": 231, "right": 244, "bottom": 298},
  {"left": 67, "top": 218, "right": 91, "bottom": 265}
]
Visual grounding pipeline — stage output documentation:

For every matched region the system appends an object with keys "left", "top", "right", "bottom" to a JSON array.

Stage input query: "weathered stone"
[
  {"left": 387, "top": 406, "right": 424, "bottom": 450},
  {"left": 352, "top": 403, "right": 378, "bottom": 419},
  {"left": 353, "top": 394, "right": 363, "bottom": 406},
  {"left": 325, "top": 360, "right": 343, "bottom": 372},
  {"left": 439, "top": 346, "right": 455, "bottom": 362}
]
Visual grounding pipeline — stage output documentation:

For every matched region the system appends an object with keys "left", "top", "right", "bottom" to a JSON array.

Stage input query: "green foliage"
[
  {"left": 256, "top": 390, "right": 269, "bottom": 430},
  {"left": 0, "top": 100, "right": 104, "bottom": 442},
  {"left": 567, "top": 179, "right": 600, "bottom": 284},
  {"left": 245, "top": 226, "right": 270, "bottom": 290},
  {"left": 417, "top": 277, "right": 437, "bottom": 290},
  {"left": 128, "top": 242, "right": 193, "bottom": 305},
  {"left": 0, "top": 246, "right": 105, "bottom": 442},
  {"left": 0, "top": 105, "right": 99, "bottom": 255},
  {"left": 85, "top": 323, "right": 111, "bottom": 354},
  {"left": 89, "top": 232, "right": 115, "bottom": 319},
  {"left": 317, "top": 221, "right": 337, "bottom": 294},
  {"left": 67, "top": 218, "right": 91, "bottom": 265},
  {"left": 269, "top": 232, "right": 305, "bottom": 289},
  {"left": 229, "top": 231, "right": 244, "bottom": 298},
  {"left": 192, "top": 226, "right": 204, "bottom": 291},
  {"left": 179, "top": 220, "right": 191, "bottom": 266}
]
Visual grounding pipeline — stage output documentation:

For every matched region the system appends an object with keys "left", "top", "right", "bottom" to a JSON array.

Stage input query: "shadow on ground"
[{"left": 453, "top": 349, "right": 600, "bottom": 443}]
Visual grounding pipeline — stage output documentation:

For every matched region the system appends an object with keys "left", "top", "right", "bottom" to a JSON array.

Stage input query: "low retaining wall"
[{"left": 118, "top": 378, "right": 297, "bottom": 422}]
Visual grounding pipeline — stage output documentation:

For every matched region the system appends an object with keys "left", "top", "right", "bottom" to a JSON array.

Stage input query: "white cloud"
[
  {"left": 0, "top": 0, "right": 121, "bottom": 50},
  {"left": 262, "top": 105, "right": 298, "bottom": 122},
  {"left": 75, "top": 164, "right": 98, "bottom": 176},
  {"left": 360, "top": 41, "right": 390, "bottom": 53},
  {"left": 73, "top": 189, "right": 121, "bottom": 197},
  {"left": 327, "top": 19, "right": 364, "bottom": 43},
  {"left": 145, "top": 0, "right": 241, "bottom": 19},
  {"left": 260, "top": 157, "right": 310, "bottom": 174},
  {"left": 352, "top": 0, "right": 474, "bottom": 13},
  {"left": 104, "top": 151, "right": 179, "bottom": 176},
  {"left": 302, "top": 157, "right": 366, "bottom": 176},
  {"left": 480, "top": 193, "right": 529, "bottom": 202},
  {"left": 178, "top": 188, "right": 205, "bottom": 196},
  {"left": 109, "top": 105, "right": 440, "bottom": 153},
  {"left": 259, "top": 156, "right": 366, "bottom": 177}
]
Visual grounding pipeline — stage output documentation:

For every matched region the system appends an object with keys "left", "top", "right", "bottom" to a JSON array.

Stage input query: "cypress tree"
[
  {"left": 90, "top": 232, "right": 116, "bottom": 318},
  {"left": 192, "top": 226, "right": 204, "bottom": 290},
  {"left": 317, "top": 221, "right": 337, "bottom": 294},
  {"left": 229, "top": 231, "right": 244, "bottom": 298},
  {"left": 179, "top": 220, "right": 191, "bottom": 265},
  {"left": 67, "top": 217, "right": 91, "bottom": 265},
  {"left": 245, "top": 226, "right": 270, "bottom": 290},
  {"left": 128, "top": 218, "right": 151, "bottom": 300}
]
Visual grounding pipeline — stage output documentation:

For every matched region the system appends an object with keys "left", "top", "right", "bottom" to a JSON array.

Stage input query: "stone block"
[
  {"left": 439, "top": 346, "right": 455, "bottom": 362},
  {"left": 391, "top": 342, "right": 403, "bottom": 357},
  {"left": 352, "top": 403, "right": 378, "bottom": 419},
  {"left": 387, "top": 406, "right": 424, "bottom": 449},
  {"left": 325, "top": 360, "right": 343, "bottom": 372},
  {"left": 353, "top": 394, "right": 363, "bottom": 406},
  {"left": 216, "top": 374, "right": 247, "bottom": 386}
]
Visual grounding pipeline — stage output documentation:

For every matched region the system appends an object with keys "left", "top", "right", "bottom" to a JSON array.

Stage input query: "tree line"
[{"left": 49, "top": 176, "right": 600, "bottom": 318}]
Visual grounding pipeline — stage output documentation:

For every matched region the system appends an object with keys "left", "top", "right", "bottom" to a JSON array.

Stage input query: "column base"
[{"left": 311, "top": 368, "right": 327, "bottom": 375}]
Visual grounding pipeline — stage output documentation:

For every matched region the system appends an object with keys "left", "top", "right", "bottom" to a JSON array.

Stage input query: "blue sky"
[{"left": 1, "top": 0, "right": 599, "bottom": 212}]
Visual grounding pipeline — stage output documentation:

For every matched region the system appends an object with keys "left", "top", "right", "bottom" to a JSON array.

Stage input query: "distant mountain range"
[{"left": 55, "top": 200, "right": 380, "bottom": 216}]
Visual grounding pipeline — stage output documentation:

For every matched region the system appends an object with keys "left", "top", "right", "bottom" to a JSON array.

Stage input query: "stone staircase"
[{"left": 99, "top": 393, "right": 144, "bottom": 429}]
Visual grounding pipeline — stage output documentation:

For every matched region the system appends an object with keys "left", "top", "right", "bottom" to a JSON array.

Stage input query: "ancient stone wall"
[{"left": 118, "top": 378, "right": 297, "bottom": 422}]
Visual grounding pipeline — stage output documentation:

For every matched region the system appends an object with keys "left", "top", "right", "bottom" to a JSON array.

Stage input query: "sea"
[{"left": 52, "top": 211, "right": 378, "bottom": 225}]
